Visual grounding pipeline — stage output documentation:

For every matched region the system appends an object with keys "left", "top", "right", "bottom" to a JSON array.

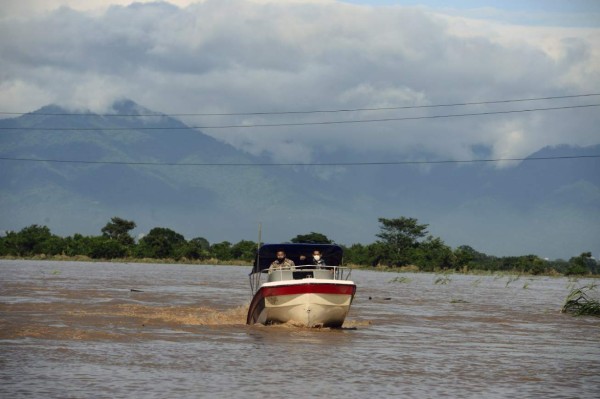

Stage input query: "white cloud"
[
  {"left": 0, "top": 0, "right": 598, "bottom": 164},
  {"left": 1, "top": 0, "right": 335, "bottom": 18}
]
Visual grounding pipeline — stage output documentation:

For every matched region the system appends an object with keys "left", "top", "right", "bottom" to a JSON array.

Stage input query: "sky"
[
  {"left": 1, "top": 0, "right": 599, "bottom": 165},
  {"left": 0, "top": 0, "right": 599, "bottom": 258},
  {"left": 1, "top": 0, "right": 599, "bottom": 166}
]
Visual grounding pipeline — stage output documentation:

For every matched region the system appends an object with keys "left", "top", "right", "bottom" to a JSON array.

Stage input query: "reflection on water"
[{"left": 1, "top": 260, "right": 599, "bottom": 398}]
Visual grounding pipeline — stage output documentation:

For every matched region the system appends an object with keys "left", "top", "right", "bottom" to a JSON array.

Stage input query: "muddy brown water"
[{"left": 1, "top": 260, "right": 599, "bottom": 398}]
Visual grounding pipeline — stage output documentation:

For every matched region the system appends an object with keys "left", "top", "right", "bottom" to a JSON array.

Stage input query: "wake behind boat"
[{"left": 247, "top": 243, "right": 356, "bottom": 328}]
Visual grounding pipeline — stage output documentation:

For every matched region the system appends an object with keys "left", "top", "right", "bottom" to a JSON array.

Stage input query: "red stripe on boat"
[{"left": 261, "top": 283, "right": 356, "bottom": 297}]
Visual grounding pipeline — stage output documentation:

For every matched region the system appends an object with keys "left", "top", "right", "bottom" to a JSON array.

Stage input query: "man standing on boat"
[{"left": 269, "top": 250, "right": 295, "bottom": 270}]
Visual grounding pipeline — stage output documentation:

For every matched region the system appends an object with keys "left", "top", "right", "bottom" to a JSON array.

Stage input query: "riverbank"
[
  {"left": 356, "top": 264, "right": 600, "bottom": 278},
  {"left": 3, "top": 255, "right": 598, "bottom": 278},
  {"left": 0, "top": 255, "right": 253, "bottom": 266}
]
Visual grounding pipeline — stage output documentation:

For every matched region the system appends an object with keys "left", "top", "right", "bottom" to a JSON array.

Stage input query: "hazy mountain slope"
[
  {"left": 1, "top": 100, "right": 598, "bottom": 258},
  {"left": 302, "top": 143, "right": 600, "bottom": 257},
  {"left": 0, "top": 100, "right": 366, "bottom": 242}
]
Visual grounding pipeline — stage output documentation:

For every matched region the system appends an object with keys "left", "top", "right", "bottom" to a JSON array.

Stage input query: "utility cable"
[
  {"left": 0, "top": 93, "right": 598, "bottom": 117},
  {"left": 1, "top": 103, "right": 599, "bottom": 131},
  {"left": 0, "top": 155, "right": 598, "bottom": 167}
]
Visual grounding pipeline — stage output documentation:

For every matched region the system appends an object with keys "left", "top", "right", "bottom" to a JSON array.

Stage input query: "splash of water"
[{"left": 107, "top": 304, "right": 250, "bottom": 326}]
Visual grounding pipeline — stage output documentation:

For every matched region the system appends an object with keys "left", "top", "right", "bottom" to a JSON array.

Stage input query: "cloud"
[
  {"left": 0, "top": 0, "right": 599, "bottom": 164},
  {"left": 1, "top": 0, "right": 334, "bottom": 18}
]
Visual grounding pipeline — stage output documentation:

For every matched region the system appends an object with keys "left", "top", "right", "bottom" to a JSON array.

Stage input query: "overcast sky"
[{"left": 1, "top": 0, "right": 599, "bottom": 164}]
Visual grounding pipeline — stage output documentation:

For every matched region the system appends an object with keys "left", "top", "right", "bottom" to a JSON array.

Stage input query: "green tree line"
[
  {"left": 343, "top": 217, "right": 597, "bottom": 275},
  {"left": 0, "top": 218, "right": 251, "bottom": 262},
  {"left": 0, "top": 216, "right": 597, "bottom": 275}
]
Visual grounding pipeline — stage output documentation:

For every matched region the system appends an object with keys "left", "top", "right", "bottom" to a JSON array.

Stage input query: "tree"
[
  {"left": 175, "top": 237, "right": 211, "bottom": 260},
  {"left": 137, "top": 227, "right": 186, "bottom": 259},
  {"left": 414, "top": 236, "right": 456, "bottom": 271},
  {"left": 516, "top": 255, "right": 547, "bottom": 275},
  {"left": 189, "top": 237, "right": 210, "bottom": 251},
  {"left": 566, "top": 252, "right": 595, "bottom": 275},
  {"left": 343, "top": 242, "right": 396, "bottom": 267},
  {"left": 376, "top": 217, "right": 428, "bottom": 266},
  {"left": 291, "top": 232, "right": 333, "bottom": 244},
  {"left": 0, "top": 235, "right": 8, "bottom": 256},
  {"left": 5, "top": 225, "right": 53, "bottom": 256},
  {"left": 231, "top": 240, "right": 257, "bottom": 262},
  {"left": 88, "top": 237, "right": 127, "bottom": 259},
  {"left": 101, "top": 217, "right": 136, "bottom": 246},
  {"left": 40, "top": 235, "right": 67, "bottom": 256},
  {"left": 366, "top": 242, "right": 390, "bottom": 267},
  {"left": 210, "top": 241, "right": 233, "bottom": 260},
  {"left": 343, "top": 243, "right": 369, "bottom": 265},
  {"left": 454, "top": 245, "right": 477, "bottom": 268},
  {"left": 63, "top": 234, "right": 93, "bottom": 257}
]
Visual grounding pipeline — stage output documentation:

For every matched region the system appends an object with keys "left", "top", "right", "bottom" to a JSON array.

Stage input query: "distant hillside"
[
  {"left": 1, "top": 100, "right": 598, "bottom": 259},
  {"left": 0, "top": 100, "right": 369, "bottom": 242}
]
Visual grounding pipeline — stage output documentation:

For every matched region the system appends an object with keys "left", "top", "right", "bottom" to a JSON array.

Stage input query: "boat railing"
[{"left": 265, "top": 265, "right": 352, "bottom": 283}]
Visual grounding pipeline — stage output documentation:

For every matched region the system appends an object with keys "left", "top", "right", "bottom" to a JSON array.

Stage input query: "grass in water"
[
  {"left": 388, "top": 276, "right": 412, "bottom": 284},
  {"left": 434, "top": 275, "right": 451, "bottom": 285},
  {"left": 561, "top": 283, "right": 600, "bottom": 317},
  {"left": 505, "top": 275, "right": 520, "bottom": 287}
]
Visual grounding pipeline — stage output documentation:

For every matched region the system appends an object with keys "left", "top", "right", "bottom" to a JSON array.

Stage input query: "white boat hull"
[{"left": 247, "top": 279, "right": 356, "bottom": 328}]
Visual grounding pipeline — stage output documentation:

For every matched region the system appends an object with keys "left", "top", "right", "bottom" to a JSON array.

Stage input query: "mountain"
[
  {"left": 313, "top": 143, "right": 600, "bottom": 258},
  {"left": 0, "top": 100, "right": 363, "bottom": 243},
  {"left": 1, "top": 100, "right": 598, "bottom": 259}
]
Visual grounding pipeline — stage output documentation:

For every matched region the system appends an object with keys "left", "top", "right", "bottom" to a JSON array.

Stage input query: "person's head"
[
  {"left": 312, "top": 250, "right": 321, "bottom": 260},
  {"left": 276, "top": 250, "right": 286, "bottom": 262}
]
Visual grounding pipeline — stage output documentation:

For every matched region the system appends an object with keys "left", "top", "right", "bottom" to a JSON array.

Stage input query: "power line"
[
  {"left": 1, "top": 103, "right": 599, "bottom": 131},
  {"left": 0, "top": 155, "right": 598, "bottom": 167},
  {"left": 1, "top": 93, "right": 599, "bottom": 117}
]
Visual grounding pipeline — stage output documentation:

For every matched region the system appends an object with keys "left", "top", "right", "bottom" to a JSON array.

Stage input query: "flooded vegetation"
[
  {"left": 1, "top": 260, "right": 599, "bottom": 398},
  {"left": 562, "top": 284, "right": 600, "bottom": 317}
]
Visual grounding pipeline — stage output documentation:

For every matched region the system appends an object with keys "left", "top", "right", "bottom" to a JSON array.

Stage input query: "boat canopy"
[{"left": 252, "top": 243, "right": 344, "bottom": 274}]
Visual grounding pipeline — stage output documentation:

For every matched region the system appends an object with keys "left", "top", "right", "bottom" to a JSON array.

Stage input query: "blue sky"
[
  {"left": 342, "top": 0, "right": 600, "bottom": 12},
  {"left": 342, "top": 0, "right": 600, "bottom": 26}
]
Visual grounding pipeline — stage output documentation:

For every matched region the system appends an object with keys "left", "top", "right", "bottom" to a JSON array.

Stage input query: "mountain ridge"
[{"left": 1, "top": 100, "right": 598, "bottom": 259}]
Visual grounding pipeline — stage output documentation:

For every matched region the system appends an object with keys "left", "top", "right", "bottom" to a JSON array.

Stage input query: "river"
[{"left": 1, "top": 260, "right": 599, "bottom": 398}]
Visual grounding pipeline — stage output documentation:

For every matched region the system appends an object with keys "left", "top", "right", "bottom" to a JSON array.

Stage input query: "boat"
[{"left": 247, "top": 243, "right": 357, "bottom": 327}]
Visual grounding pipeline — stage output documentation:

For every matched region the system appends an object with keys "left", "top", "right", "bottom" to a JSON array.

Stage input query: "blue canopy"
[{"left": 252, "top": 243, "right": 344, "bottom": 273}]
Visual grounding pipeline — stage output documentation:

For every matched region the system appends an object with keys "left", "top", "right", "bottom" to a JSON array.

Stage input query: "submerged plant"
[
  {"left": 561, "top": 284, "right": 600, "bottom": 317},
  {"left": 522, "top": 279, "right": 534, "bottom": 289},
  {"left": 505, "top": 275, "right": 520, "bottom": 287},
  {"left": 388, "top": 276, "right": 412, "bottom": 284},
  {"left": 471, "top": 278, "right": 482, "bottom": 287},
  {"left": 434, "top": 275, "right": 451, "bottom": 285}
]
